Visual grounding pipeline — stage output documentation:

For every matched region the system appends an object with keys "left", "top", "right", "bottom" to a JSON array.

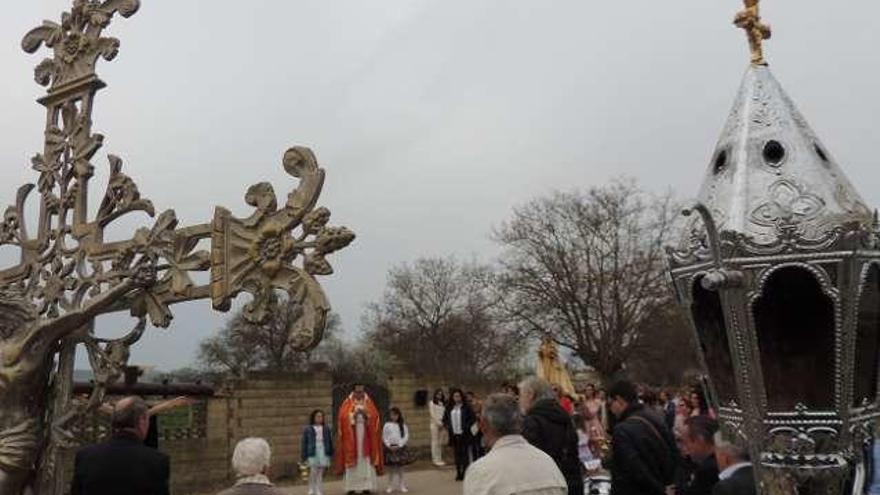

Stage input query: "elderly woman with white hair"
[{"left": 217, "top": 438, "right": 286, "bottom": 495}]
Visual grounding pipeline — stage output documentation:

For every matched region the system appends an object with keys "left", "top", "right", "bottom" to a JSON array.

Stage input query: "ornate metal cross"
[
  {"left": 734, "top": 0, "right": 772, "bottom": 65},
  {"left": 0, "top": 2, "right": 354, "bottom": 494}
]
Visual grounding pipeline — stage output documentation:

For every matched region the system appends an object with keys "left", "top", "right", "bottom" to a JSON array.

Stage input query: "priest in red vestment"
[{"left": 334, "top": 383, "right": 384, "bottom": 493}]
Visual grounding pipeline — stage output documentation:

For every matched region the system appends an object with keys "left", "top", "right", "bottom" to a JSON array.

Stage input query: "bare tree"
[
  {"left": 197, "top": 294, "right": 340, "bottom": 376},
  {"left": 364, "top": 257, "right": 525, "bottom": 384},
  {"left": 314, "top": 337, "right": 395, "bottom": 385},
  {"left": 493, "top": 178, "right": 680, "bottom": 379},
  {"left": 625, "top": 304, "right": 701, "bottom": 385}
]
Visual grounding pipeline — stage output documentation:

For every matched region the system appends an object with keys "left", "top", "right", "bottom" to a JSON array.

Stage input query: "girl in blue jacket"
[{"left": 301, "top": 409, "right": 334, "bottom": 495}]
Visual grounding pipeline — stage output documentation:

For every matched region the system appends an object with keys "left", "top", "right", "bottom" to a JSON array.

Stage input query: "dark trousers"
[
  {"left": 470, "top": 434, "right": 485, "bottom": 462},
  {"left": 451, "top": 433, "right": 470, "bottom": 480}
]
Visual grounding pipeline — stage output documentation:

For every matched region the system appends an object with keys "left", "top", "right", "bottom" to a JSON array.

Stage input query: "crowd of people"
[
  {"left": 601, "top": 381, "right": 753, "bottom": 495},
  {"left": 67, "top": 379, "right": 757, "bottom": 495}
]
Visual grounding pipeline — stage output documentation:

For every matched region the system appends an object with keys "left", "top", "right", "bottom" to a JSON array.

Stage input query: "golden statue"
[
  {"left": 734, "top": 0, "right": 772, "bottom": 65},
  {"left": 536, "top": 336, "right": 577, "bottom": 397}
]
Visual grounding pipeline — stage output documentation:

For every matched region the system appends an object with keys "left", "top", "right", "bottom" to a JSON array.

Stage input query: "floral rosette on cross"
[{"left": 211, "top": 146, "right": 355, "bottom": 352}]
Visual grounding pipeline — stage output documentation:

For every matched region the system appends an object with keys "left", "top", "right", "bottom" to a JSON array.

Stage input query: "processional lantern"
[
  {"left": 667, "top": 1, "right": 879, "bottom": 494},
  {"left": 0, "top": 2, "right": 354, "bottom": 494}
]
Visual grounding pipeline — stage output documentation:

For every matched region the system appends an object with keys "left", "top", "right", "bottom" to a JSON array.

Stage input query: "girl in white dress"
[{"left": 383, "top": 407, "right": 412, "bottom": 493}]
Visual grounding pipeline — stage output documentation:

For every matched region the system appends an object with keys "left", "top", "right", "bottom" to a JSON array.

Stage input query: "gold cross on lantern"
[{"left": 734, "top": 0, "right": 772, "bottom": 65}]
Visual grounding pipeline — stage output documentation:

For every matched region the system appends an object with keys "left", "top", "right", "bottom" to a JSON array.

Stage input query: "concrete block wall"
[
  {"left": 226, "top": 371, "right": 333, "bottom": 480},
  {"left": 156, "top": 371, "right": 333, "bottom": 493},
  {"left": 147, "top": 370, "right": 498, "bottom": 493},
  {"left": 386, "top": 374, "right": 444, "bottom": 453},
  {"left": 162, "top": 399, "right": 230, "bottom": 493},
  {"left": 163, "top": 437, "right": 228, "bottom": 493},
  {"left": 386, "top": 373, "right": 495, "bottom": 456}
]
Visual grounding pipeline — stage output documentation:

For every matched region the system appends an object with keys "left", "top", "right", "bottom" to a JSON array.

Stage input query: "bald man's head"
[{"left": 112, "top": 396, "right": 150, "bottom": 440}]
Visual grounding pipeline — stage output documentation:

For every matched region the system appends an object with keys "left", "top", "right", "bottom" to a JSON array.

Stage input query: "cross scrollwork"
[{"left": 0, "top": 2, "right": 354, "bottom": 494}]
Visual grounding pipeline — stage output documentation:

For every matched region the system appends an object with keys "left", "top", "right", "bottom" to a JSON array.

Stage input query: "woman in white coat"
[{"left": 429, "top": 389, "right": 447, "bottom": 466}]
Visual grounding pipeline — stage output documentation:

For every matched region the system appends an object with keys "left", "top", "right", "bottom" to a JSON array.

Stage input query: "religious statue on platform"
[
  {"left": 0, "top": 2, "right": 354, "bottom": 494},
  {"left": 536, "top": 336, "right": 577, "bottom": 398},
  {"left": 334, "top": 384, "right": 384, "bottom": 492}
]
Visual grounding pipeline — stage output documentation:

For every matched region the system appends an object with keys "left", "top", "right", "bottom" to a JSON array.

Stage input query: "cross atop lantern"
[
  {"left": 0, "top": 2, "right": 354, "bottom": 494},
  {"left": 667, "top": 2, "right": 879, "bottom": 494}
]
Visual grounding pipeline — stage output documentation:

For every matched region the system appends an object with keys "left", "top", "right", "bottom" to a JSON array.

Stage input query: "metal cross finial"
[{"left": 734, "top": 0, "right": 772, "bottom": 66}]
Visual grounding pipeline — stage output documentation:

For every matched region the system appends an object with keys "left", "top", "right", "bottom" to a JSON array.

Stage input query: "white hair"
[{"left": 232, "top": 437, "right": 272, "bottom": 477}]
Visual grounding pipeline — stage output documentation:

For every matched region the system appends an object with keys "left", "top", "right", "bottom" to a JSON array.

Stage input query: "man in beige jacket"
[{"left": 464, "top": 394, "right": 568, "bottom": 495}]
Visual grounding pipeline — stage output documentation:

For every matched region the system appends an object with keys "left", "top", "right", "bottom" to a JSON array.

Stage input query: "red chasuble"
[{"left": 333, "top": 393, "right": 384, "bottom": 475}]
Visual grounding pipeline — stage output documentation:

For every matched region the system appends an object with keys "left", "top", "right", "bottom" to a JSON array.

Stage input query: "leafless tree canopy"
[
  {"left": 493, "top": 179, "right": 681, "bottom": 379},
  {"left": 197, "top": 294, "right": 340, "bottom": 376},
  {"left": 625, "top": 304, "right": 700, "bottom": 385},
  {"left": 364, "top": 257, "right": 526, "bottom": 384},
  {"left": 313, "top": 337, "right": 394, "bottom": 385}
]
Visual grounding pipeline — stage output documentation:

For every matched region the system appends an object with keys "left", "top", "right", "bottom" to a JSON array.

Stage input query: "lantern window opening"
[
  {"left": 753, "top": 265, "right": 836, "bottom": 412},
  {"left": 853, "top": 263, "right": 880, "bottom": 408},
  {"left": 691, "top": 273, "right": 738, "bottom": 405}
]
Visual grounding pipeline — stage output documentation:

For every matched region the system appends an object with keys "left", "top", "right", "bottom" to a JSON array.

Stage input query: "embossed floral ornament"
[
  {"left": 60, "top": 32, "right": 89, "bottom": 63},
  {"left": 249, "top": 224, "right": 296, "bottom": 277},
  {"left": 211, "top": 147, "right": 355, "bottom": 326},
  {"left": 750, "top": 178, "right": 825, "bottom": 230},
  {"left": 305, "top": 226, "right": 355, "bottom": 275},
  {"left": 32, "top": 101, "right": 102, "bottom": 200},
  {"left": 22, "top": 0, "right": 139, "bottom": 88},
  {"left": 96, "top": 155, "right": 154, "bottom": 225},
  {"left": 35, "top": 256, "right": 78, "bottom": 318},
  {"left": 0, "top": 208, "right": 21, "bottom": 244},
  {"left": 112, "top": 209, "right": 211, "bottom": 321},
  {"left": 162, "top": 236, "right": 210, "bottom": 297},
  {"left": 114, "top": 210, "right": 179, "bottom": 327},
  {"left": 302, "top": 207, "right": 331, "bottom": 234}
]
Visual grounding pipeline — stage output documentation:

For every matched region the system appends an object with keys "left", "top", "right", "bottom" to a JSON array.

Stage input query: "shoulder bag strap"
[{"left": 626, "top": 415, "right": 665, "bottom": 446}]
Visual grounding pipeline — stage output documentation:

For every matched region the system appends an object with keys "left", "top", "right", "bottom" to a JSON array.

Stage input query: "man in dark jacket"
[
  {"left": 607, "top": 380, "right": 679, "bottom": 495},
  {"left": 712, "top": 430, "right": 755, "bottom": 495},
  {"left": 678, "top": 415, "right": 720, "bottom": 495},
  {"left": 71, "top": 396, "right": 170, "bottom": 495},
  {"left": 518, "top": 377, "right": 584, "bottom": 495}
]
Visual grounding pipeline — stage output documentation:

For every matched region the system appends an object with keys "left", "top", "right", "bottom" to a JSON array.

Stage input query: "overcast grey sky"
[{"left": 1, "top": 1, "right": 879, "bottom": 371}]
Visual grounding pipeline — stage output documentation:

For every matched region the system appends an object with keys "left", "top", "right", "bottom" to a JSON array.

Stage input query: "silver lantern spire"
[{"left": 667, "top": 2, "right": 880, "bottom": 494}]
